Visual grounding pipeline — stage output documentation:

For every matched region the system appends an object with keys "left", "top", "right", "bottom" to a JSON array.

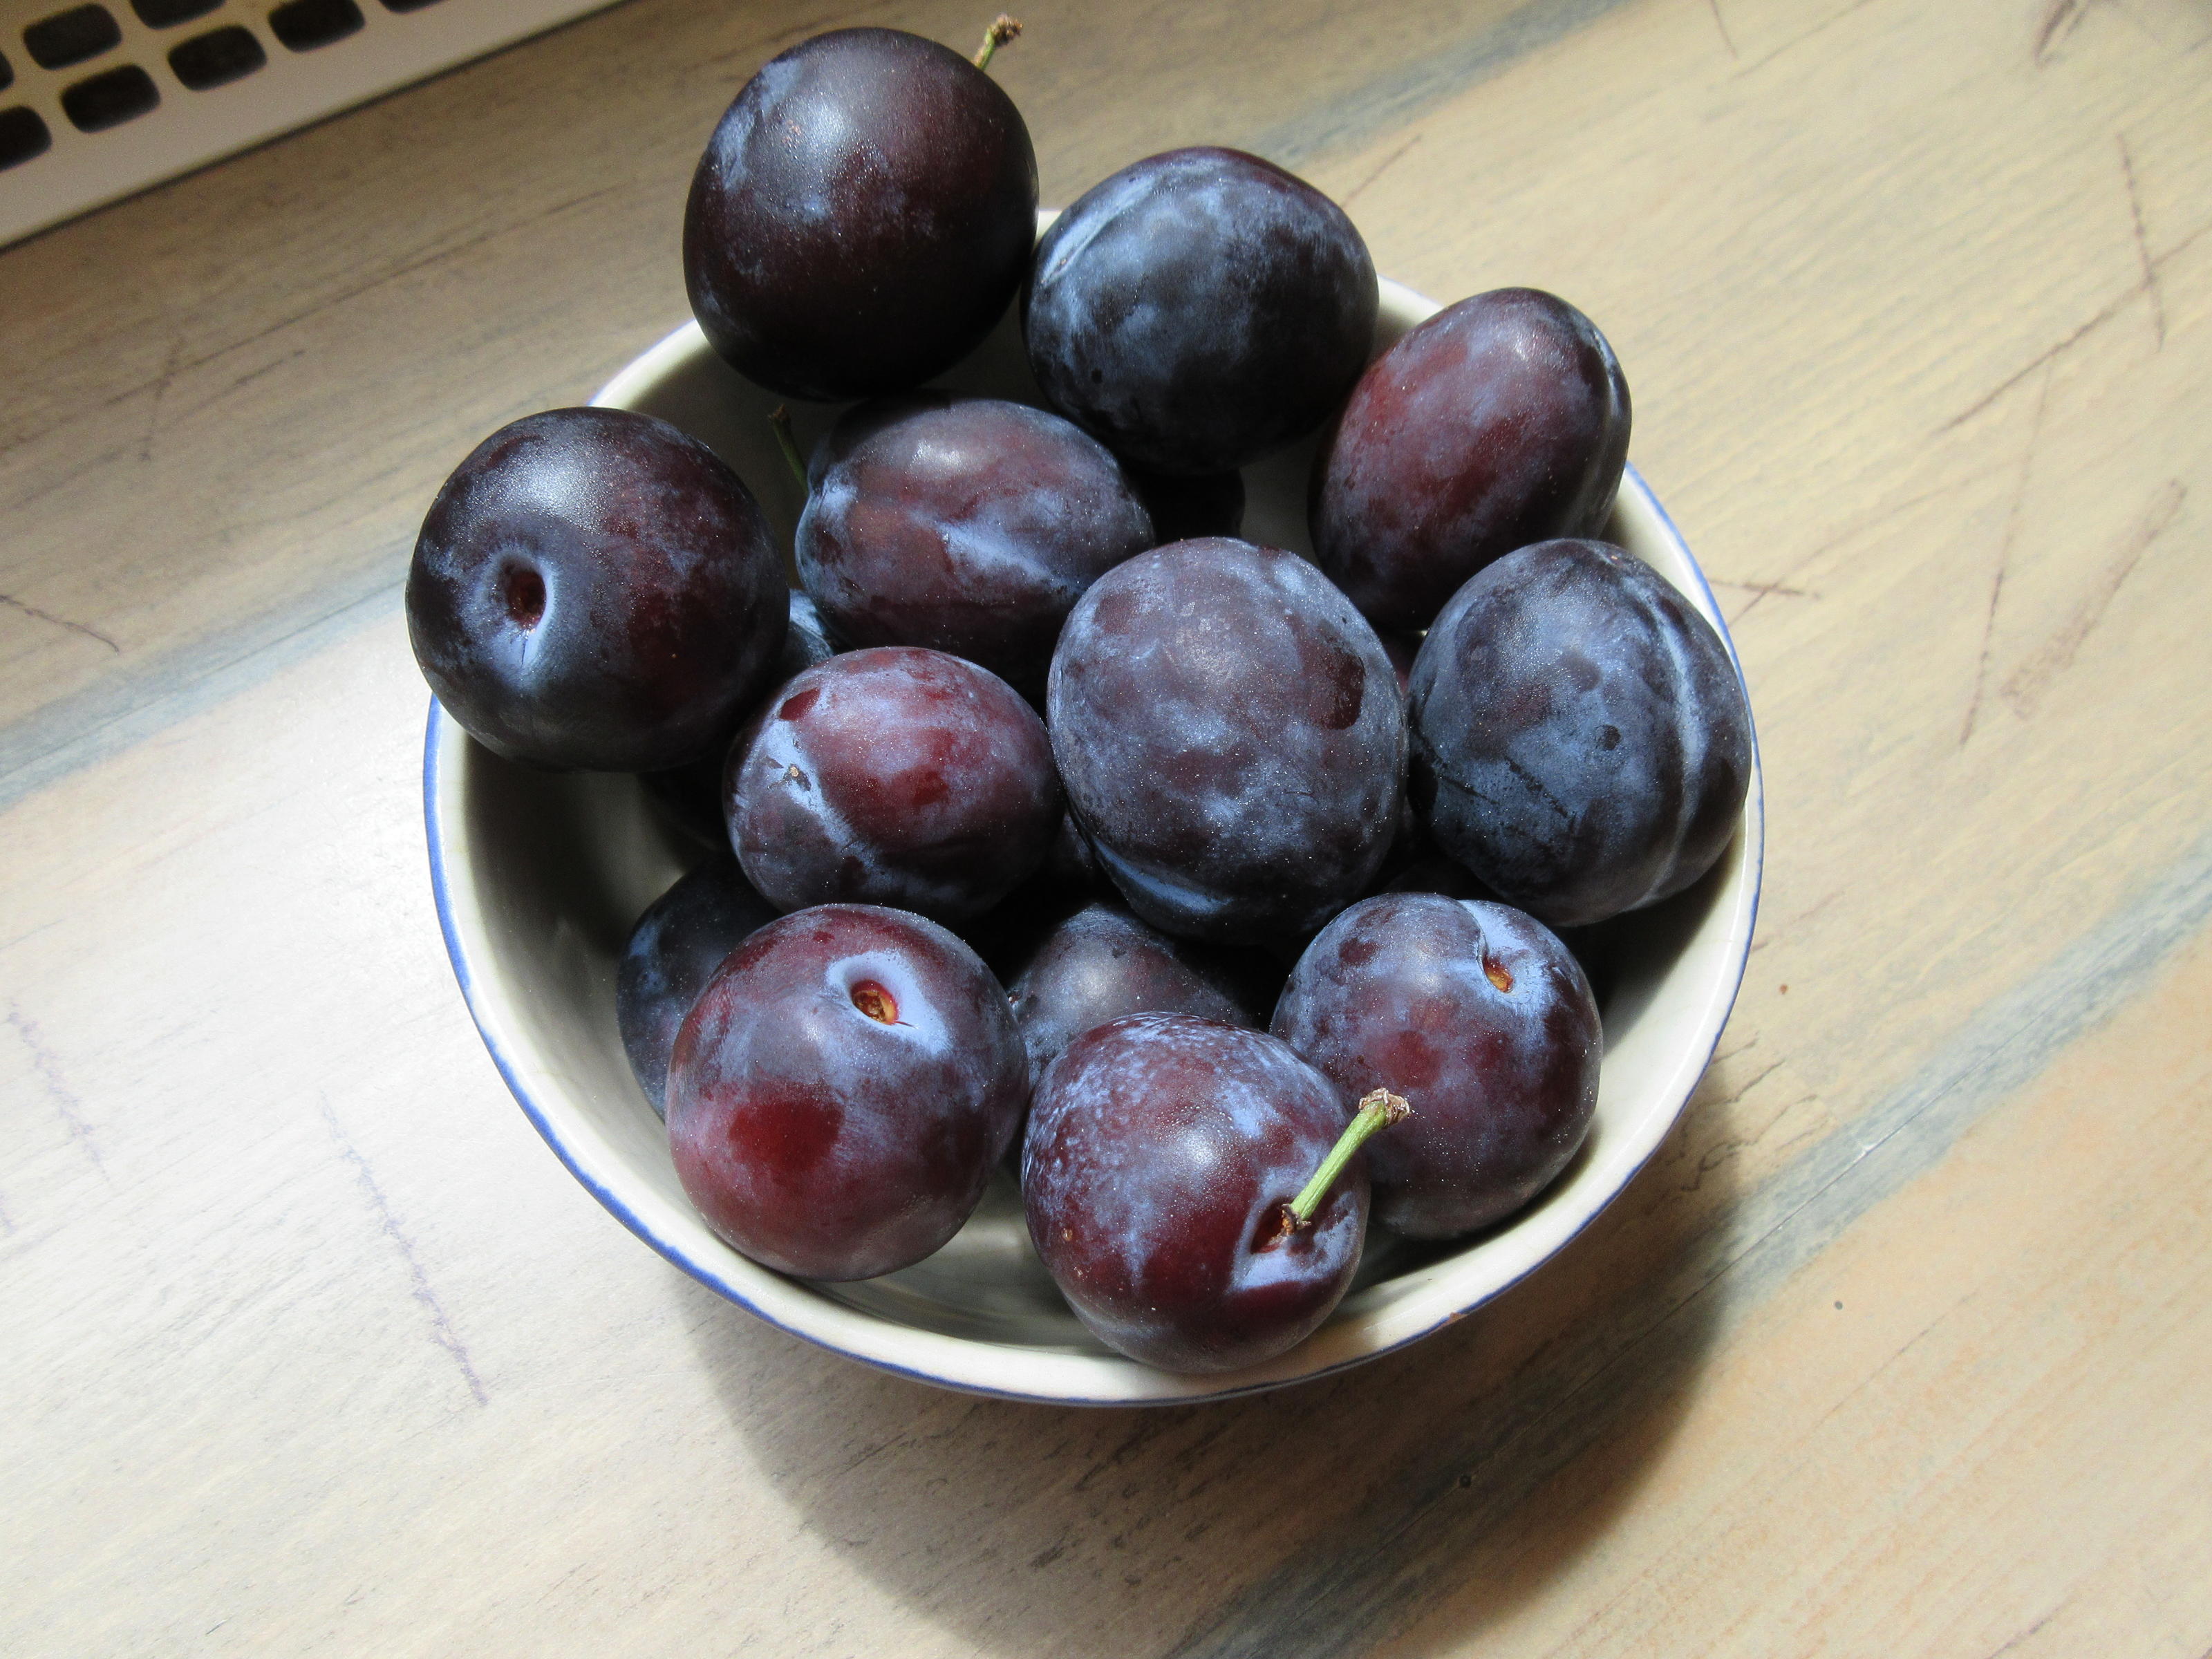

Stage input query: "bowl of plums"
[{"left": 417, "top": 22, "right": 1761, "bottom": 1404}]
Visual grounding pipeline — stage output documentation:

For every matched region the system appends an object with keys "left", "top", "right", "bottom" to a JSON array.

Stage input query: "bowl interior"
[{"left": 426, "top": 276, "right": 1764, "bottom": 1405}]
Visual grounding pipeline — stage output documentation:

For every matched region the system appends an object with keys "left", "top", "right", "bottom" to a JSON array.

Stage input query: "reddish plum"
[
  {"left": 726, "top": 647, "right": 1061, "bottom": 924},
  {"left": 668, "top": 904, "right": 1028, "bottom": 1280},
  {"left": 1312, "top": 289, "right": 1630, "bottom": 633},
  {"left": 1022, "top": 1013, "right": 1365, "bottom": 1372},
  {"left": 1272, "top": 893, "right": 1600, "bottom": 1237},
  {"left": 797, "top": 393, "right": 1153, "bottom": 697}
]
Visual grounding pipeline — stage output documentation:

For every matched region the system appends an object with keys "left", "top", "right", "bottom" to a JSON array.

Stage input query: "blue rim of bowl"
[{"left": 422, "top": 438, "right": 1763, "bottom": 1407}]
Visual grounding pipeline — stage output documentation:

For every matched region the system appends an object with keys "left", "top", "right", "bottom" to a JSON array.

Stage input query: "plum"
[
  {"left": 667, "top": 903, "right": 1029, "bottom": 1280},
  {"left": 1047, "top": 538, "right": 1405, "bottom": 947},
  {"left": 406, "top": 408, "right": 786, "bottom": 772},
  {"left": 797, "top": 393, "right": 1153, "bottom": 697},
  {"left": 1022, "top": 1013, "right": 1366, "bottom": 1372},
  {"left": 1312, "top": 289, "right": 1630, "bottom": 633},
  {"left": 1409, "top": 538, "right": 1752, "bottom": 928},
  {"left": 1005, "top": 901, "right": 1259, "bottom": 1083},
  {"left": 617, "top": 855, "right": 778, "bottom": 1116},
  {"left": 726, "top": 647, "right": 1061, "bottom": 924},
  {"left": 1273, "top": 893, "right": 1600, "bottom": 1236},
  {"left": 1025, "top": 147, "right": 1376, "bottom": 474},
  {"left": 684, "top": 28, "right": 1037, "bottom": 402}
]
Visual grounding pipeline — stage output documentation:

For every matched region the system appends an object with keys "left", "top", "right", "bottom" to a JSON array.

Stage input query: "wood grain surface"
[{"left": 3, "top": 0, "right": 2209, "bottom": 1653}]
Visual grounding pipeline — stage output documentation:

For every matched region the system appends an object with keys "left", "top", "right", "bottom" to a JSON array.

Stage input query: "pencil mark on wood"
[
  {"left": 1737, "top": 0, "right": 1875, "bottom": 75},
  {"left": 1715, "top": 575, "right": 1819, "bottom": 622},
  {"left": 1340, "top": 133, "right": 1423, "bottom": 209},
  {"left": 1941, "top": 215, "right": 2212, "bottom": 433},
  {"left": 1734, "top": 476, "right": 1980, "bottom": 627},
  {"left": 2117, "top": 135, "right": 2164, "bottom": 347},
  {"left": 140, "top": 339, "right": 180, "bottom": 465},
  {"left": 1962, "top": 364, "right": 2052, "bottom": 748},
  {"left": 0, "top": 593, "right": 120, "bottom": 654},
  {"left": 5, "top": 181, "right": 628, "bottom": 499},
  {"left": 2002, "top": 480, "right": 2185, "bottom": 719},
  {"left": 1705, "top": 0, "right": 1738, "bottom": 57},
  {"left": 7, "top": 1004, "right": 106, "bottom": 1176},
  {"left": 1749, "top": 886, "right": 1841, "bottom": 953},
  {"left": 320, "top": 1096, "right": 489, "bottom": 1406},
  {"left": 1984, "top": 1606, "right": 2059, "bottom": 1656},
  {"left": 2034, "top": 0, "right": 2090, "bottom": 64}
]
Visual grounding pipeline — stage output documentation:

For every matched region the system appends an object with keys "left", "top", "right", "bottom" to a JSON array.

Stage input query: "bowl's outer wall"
[{"left": 424, "top": 250, "right": 1765, "bottom": 1405}]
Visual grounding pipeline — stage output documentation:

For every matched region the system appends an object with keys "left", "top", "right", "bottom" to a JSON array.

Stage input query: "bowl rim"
[{"left": 422, "top": 282, "right": 1765, "bottom": 1406}]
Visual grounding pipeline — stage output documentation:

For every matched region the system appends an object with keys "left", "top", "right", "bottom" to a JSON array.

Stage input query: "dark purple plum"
[
  {"left": 407, "top": 408, "right": 786, "bottom": 772},
  {"left": 1048, "top": 538, "right": 1405, "bottom": 946},
  {"left": 668, "top": 904, "right": 1028, "bottom": 1280},
  {"left": 797, "top": 393, "right": 1153, "bottom": 697},
  {"left": 1124, "top": 465, "right": 1246, "bottom": 544},
  {"left": 1272, "top": 894, "right": 1600, "bottom": 1237},
  {"left": 1410, "top": 538, "right": 1752, "bottom": 928},
  {"left": 1313, "top": 289, "right": 1631, "bottom": 633},
  {"left": 1006, "top": 901, "right": 1259, "bottom": 1083},
  {"left": 642, "top": 588, "right": 843, "bottom": 845},
  {"left": 1022, "top": 1013, "right": 1364, "bottom": 1372},
  {"left": 727, "top": 647, "right": 1061, "bottom": 924},
  {"left": 684, "top": 28, "right": 1037, "bottom": 402},
  {"left": 617, "top": 854, "right": 778, "bottom": 1116},
  {"left": 1024, "top": 148, "right": 1377, "bottom": 474}
]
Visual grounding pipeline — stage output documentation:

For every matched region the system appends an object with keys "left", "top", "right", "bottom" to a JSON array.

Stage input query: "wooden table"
[{"left": 4, "top": 1, "right": 2207, "bottom": 1652}]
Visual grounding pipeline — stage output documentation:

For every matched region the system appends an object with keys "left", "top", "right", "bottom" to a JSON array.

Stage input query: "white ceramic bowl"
[{"left": 424, "top": 269, "right": 1764, "bottom": 1405}]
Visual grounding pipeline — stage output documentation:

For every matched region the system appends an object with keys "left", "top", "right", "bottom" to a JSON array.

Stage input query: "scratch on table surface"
[
  {"left": 7, "top": 1004, "right": 107, "bottom": 1176},
  {"left": 0, "top": 592, "right": 120, "bottom": 654},
  {"left": 2117, "top": 135, "right": 2165, "bottom": 348},
  {"left": 2034, "top": 0, "right": 2092, "bottom": 64},
  {"left": 1940, "top": 215, "right": 2212, "bottom": 433},
  {"left": 1960, "top": 363, "right": 2052, "bottom": 749},
  {"left": 1749, "top": 886, "right": 1842, "bottom": 953},
  {"left": 2002, "top": 480, "right": 2186, "bottom": 720},
  {"left": 1732, "top": 475, "right": 1976, "bottom": 628},
  {"left": 319, "top": 1096, "right": 489, "bottom": 1407},
  {"left": 1983, "top": 1605, "right": 2061, "bottom": 1656},
  {"left": 1737, "top": 0, "right": 1875, "bottom": 76},
  {"left": 1340, "top": 133, "right": 1424, "bottom": 209},
  {"left": 1705, "top": 0, "right": 1738, "bottom": 58}
]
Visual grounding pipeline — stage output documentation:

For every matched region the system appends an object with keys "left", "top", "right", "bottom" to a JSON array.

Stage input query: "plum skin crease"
[
  {"left": 406, "top": 407, "right": 787, "bottom": 774},
  {"left": 1022, "top": 1012, "right": 1366, "bottom": 1373},
  {"left": 1312, "top": 288, "right": 1631, "bottom": 635},
  {"left": 1409, "top": 537, "right": 1753, "bottom": 929},
  {"left": 666, "top": 904, "right": 1029, "bottom": 1282},
  {"left": 684, "top": 28, "right": 1038, "bottom": 402},
  {"left": 1273, "top": 892, "right": 1602, "bottom": 1237}
]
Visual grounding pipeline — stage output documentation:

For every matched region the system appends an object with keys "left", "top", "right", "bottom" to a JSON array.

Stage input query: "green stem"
[
  {"left": 768, "top": 404, "right": 807, "bottom": 489},
  {"left": 972, "top": 14, "right": 1022, "bottom": 71},
  {"left": 1280, "top": 1089, "right": 1409, "bottom": 1235}
]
